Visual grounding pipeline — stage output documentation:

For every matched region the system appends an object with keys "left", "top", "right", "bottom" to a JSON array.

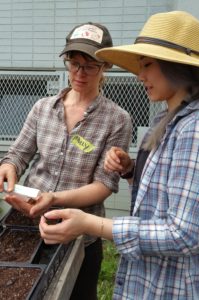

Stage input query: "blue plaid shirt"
[{"left": 113, "top": 100, "right": 199, "bottom": 299}]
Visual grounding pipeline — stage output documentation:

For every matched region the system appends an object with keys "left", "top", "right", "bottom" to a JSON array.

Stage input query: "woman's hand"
[
  {"left": 4, "top": 194, "right": 34, "bottom": 217},
  {"left": 29, "top": 192, "right": 55, "bottom": 217},
  {"left": 4, "top": 191, "right": 55, "bottom": 218},
  {"left": 39, "top": 208, "right": 87, "bottom": 244},
  {"left": 104, "top": 146, "right": 133, "bottom": 174},
  {"left": 0, "top": 163, "right": 18, "bottom": 193}
]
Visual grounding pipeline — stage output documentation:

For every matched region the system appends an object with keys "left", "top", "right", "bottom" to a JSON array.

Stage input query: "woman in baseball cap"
[
  {"left": 2, "top": 21, "right": 132, "bottom": 300},
  {"left": 40, "top": 11, "right": 199, "bottom": 299}
]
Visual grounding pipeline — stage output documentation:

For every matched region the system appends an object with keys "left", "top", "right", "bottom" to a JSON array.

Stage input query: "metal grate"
[
  {"left": 0, "top": 71, "right": 65, "bottom": 142},
  {"left": 103, "top": 73, "right": 165, "bottom": 145},
  {"left": 0, "top": 70, "right": 165, "bottom": 148}
]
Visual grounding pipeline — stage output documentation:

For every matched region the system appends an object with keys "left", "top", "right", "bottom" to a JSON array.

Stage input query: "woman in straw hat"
[{"left": 39, "top": 11, "right": 199, "bottom": 299}]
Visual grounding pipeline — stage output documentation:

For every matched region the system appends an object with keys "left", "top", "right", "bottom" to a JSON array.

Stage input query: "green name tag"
[{"left": 71, "top": 135, "right": 95, "bottom": 153}]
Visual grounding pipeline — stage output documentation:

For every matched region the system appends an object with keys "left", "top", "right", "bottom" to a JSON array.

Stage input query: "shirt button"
[
  {"left": 60, "top": 152, "right": 64, "bottom": 156},
  {"left": 54, "top": 171, "right": 58, "bottom": 176}
]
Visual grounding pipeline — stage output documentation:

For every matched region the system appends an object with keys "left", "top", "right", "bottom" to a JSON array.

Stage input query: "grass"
[{"left": 97, "top": 240, "right": 119, "bottom": 300}]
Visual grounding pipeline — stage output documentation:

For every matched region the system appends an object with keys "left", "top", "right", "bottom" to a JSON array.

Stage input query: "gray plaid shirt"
[{"left": 2, "top": 88, "right": 132, "bottom": 243}]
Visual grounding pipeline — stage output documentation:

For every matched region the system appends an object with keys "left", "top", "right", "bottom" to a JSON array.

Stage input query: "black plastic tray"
[
  {"left": 0, "top": 227, "right": 43, "bottom": 263},
  {"left": 1, "top": 208, "right": 40, "bottom": 230},
  {"left": 33, "top": 241, "right": 74, "bottom": 288},
  {"left": 0, "top": 205, "right": 75, "bottom": 299},
  {"left": 2, "top": 207, "right": 62, "bottom": 230},
  {"left": 0, "top": 263, "right": 45, "bottom": 300}
]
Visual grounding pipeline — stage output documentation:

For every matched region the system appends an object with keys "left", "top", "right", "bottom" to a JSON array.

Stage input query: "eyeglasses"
[{"left": 64, "top": 60, "right": 104, "bottom": 76}]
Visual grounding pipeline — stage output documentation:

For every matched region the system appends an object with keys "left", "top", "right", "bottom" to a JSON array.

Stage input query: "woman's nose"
[
  {"left": 77, "top": 66, "right": 85, "bottom": 74},
  {"left": 138, "top": 69, "right": 145, "bottom": 82}
]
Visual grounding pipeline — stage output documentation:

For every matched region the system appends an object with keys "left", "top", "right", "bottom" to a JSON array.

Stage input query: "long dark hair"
[
  {"left": 158, "top": 60, "right": 199, "bottom": 95},
  {"left": 142, "top": 60, "right": 199, "bottom": 151}
]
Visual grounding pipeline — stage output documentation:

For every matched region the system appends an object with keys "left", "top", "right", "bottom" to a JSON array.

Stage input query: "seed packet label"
[{"left": 3, "top": 183, "right": 40, "bottom": 201}]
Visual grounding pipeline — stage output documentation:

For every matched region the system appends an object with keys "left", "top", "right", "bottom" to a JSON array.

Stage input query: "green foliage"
[{"left": 98, "top": 240, "right": 119, "bottom": 300}]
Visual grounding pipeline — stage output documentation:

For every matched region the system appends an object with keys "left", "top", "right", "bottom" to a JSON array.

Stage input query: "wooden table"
[{"left": 43, "top": 236, "right": 84, "bottom": 300}]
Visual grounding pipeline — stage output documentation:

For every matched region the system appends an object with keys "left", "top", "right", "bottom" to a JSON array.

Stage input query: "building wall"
[
  {"left": 173, "top": 0, "right": 199, "bottom": 18},
  {"left": 0, "top": 0, "right": 174, "bottom": 70}
]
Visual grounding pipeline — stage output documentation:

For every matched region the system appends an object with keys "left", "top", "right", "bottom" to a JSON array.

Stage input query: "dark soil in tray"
[
  {"left": 4, "top": 208, "right": 60, "bottom": 227},
  {"left": 0, "top": 229, "right": 41, "bottom": 262},
  {"left": 4, "top": 209, "right": 40, "bottom": 227},
  {"left": 0, "top": 266, "right": 42, "bottom": 300}
]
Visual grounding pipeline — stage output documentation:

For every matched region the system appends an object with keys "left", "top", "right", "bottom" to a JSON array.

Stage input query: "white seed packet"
[{"left": 3, "top": 183, "right": 41, "bottom": 202}]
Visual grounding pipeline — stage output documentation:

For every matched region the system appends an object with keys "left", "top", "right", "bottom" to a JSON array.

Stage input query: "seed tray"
[
  {"left": 0, "top": 263, "right": 45, "bottom": 300},
  {"left": 33, "top": 241, "right": 74, "bottom": 288},
  {"left": 2, "top": 207, "right": 62, "bottom": 230},
  {"left": 0, "top": 205, "right": 75, "bottom": 299},
  {"left": 1, "top": 208, "right": 40, "bottom": 230},
  {"left": 0, "top": 227, "right": 43, "bottom": 263},
  {"left": 33, "top": 241, "right": 74, "bottom": 299}
]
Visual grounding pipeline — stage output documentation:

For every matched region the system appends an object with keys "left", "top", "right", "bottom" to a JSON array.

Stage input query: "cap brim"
[
  {"left": 59, "top": 42, "right": 104, "bottom": 62},
  {"left": 96, "top": 43, "right": 199, "bottom": 74}
]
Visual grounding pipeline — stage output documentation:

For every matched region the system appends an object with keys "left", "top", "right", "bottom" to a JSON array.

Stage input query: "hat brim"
[
  {"left": 59, "top": 42, "right": 104, "bottom": 62},
  {"left": 96, "top": 43, "right": 199, "bottom": 74}
]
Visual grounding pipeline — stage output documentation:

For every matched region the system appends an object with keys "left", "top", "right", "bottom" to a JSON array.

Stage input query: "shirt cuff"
[{"left": 112, "top": 216, "right": 141, "bottom": 261}]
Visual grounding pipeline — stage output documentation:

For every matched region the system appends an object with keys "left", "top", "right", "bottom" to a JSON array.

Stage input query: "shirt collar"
[
  {"left": 51, "top": 87, "right": 71, "bottom": 108},
  {"left": 173, "top": 97, "right": 199, "bottom": 121},
  {"left": 52, "top": 88, "right": 104, "bottom": 113}
]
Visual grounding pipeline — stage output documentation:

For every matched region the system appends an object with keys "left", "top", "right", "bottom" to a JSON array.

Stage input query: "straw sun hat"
[{"left": 96, "top": 11, "right": 199, "bottom": 75}]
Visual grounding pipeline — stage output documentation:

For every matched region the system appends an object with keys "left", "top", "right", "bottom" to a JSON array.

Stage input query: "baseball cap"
[{"left": 59, "top": 22, "right": 113, "bottom": 62}]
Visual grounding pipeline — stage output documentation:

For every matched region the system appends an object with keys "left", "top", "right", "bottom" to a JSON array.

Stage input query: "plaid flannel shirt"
[
  {"left": 2, "top": 88, "right": 132, "bottom": 245},
  {"left": 113, "top": 100, "right": 199, "bottom": 299}
]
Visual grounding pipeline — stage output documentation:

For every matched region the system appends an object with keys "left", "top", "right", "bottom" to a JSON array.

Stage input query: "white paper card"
[{"left": 3, "top": 183, "right": 40, "bottom": 202}]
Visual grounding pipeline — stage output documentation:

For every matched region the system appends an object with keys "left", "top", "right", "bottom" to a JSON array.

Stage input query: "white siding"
[
  {"left": 0, "top": 0, "right": 176, "bottom": 70},
  {"left": 105, "top": 179, "right": 131, "bottom": 218},
  {"left": 174, "top": 0, "right": 199, "bottom": 18}
]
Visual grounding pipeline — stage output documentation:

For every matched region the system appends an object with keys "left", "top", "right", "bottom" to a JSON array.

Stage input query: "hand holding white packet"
[{"left": 3, "top": 182, "right": 41, "bottom": 202}]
